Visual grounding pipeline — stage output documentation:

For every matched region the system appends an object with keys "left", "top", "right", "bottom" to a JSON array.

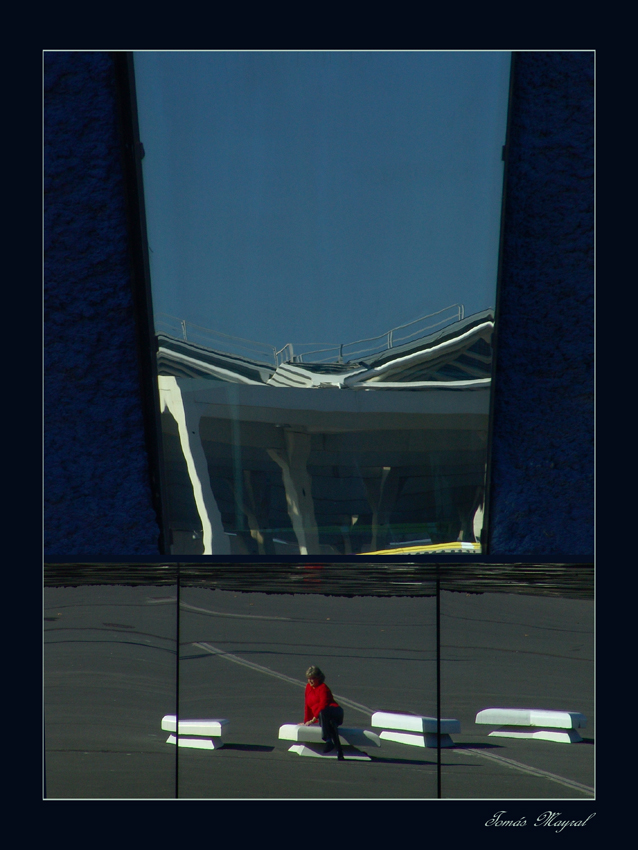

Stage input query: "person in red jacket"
[{"left": 302, "top": 665, "right": 344, "bottom": 759}]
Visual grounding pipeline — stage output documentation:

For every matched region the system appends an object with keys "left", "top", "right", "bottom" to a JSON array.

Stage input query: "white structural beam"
[
  {"left": 268, "top": 430, "right": 319, "bottom": 555},
  {"left": 158, "top": 376, "right": 230, "bottom": 554}
]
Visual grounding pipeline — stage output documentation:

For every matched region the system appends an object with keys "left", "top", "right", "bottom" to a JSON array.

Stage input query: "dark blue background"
[{"left": 44, "top": 52, "right": 593, "bottom": 557}]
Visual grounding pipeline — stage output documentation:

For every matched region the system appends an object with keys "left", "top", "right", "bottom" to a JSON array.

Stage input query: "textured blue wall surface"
[
  {"left": 43, "top": 51, "right": 593, "bottom": 558},
  {"left": 44, "top": 52, "right": 160, "bottom": 555},
  {"left": 488, "top": 52, "right": 593, "bottom": 555}
]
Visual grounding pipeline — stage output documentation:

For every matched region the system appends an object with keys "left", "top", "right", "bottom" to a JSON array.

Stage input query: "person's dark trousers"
[{"left": 320, "top": 706, "right": 345, "bottom": 759}]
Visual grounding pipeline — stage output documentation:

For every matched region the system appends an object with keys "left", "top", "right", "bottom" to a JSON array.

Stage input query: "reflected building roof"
[{"left": 156, "top": 308, "right": 494, "bottom": 390}]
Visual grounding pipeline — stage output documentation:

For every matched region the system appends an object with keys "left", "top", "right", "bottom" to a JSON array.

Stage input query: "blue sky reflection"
[{"left": 134, "top": 51, "right": 511, "bottom": 354}]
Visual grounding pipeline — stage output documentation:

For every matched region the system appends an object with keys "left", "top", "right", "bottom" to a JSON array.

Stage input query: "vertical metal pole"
[
  {"left": 175, "top": 564, "right": 180, "bottom": 799},
  {"left": 436, "top": 574, "right": 441, "bottom": 798},
  {"left": 228, "top": 385, "right": 245, "bottom": 534}
]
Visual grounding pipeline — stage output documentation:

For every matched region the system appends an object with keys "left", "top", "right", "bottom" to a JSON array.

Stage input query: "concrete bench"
[
  {"left": 371, "top": 711, "right": 460, "bottom": 748},
  {"left": 475, "top": 708, "right": 586, "bottom": 743},
  {"left": 161, "top": 714, "right": 229, "bottom": 749},
  {"left": 278, "top": 723, "right": 381, "bottom": 760}
]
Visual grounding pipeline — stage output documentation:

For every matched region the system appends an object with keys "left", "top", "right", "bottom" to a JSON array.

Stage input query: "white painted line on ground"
[
  {"left": 192, "top": 642, "right": 372, "bottom": 714},
  {"left": 181, "top": 602, "right": 291, "bottom": 621},
  {"left": 192, "top": 641, "right": 594, "bottom": 795},
  {"left": 462, "top": 748, "right": 594, "bottom": 795},
  {"left": 147, "top": 597, "right": 291, "bottom": 621}
]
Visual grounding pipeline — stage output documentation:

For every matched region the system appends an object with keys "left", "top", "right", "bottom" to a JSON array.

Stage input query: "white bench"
[
  {"left": 475, "top": 708, "right": 586, "bottom": 743},
  {"left": 371, "top": 711, "right": 460, "bottom": 748},
  {"left": 161, "top": 714, "right": 229, "bottom": 749},
  {"left": 278, "top": 723, "right": 381, "bottom": 760}
]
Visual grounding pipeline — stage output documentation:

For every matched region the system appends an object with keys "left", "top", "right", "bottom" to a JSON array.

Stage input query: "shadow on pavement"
[{"left": 367, "top": 755, "right": 436, "bottom": 766}]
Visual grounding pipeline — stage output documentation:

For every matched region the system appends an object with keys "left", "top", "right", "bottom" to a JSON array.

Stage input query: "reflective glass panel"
[
  {"left": 44, "top": 566, "right": 177, "bottom": 798},
  {"left": 176, "top": 565, "right": 437, "bottom": 798},
  {"left": 133, "top": 51, "right": 512, "bottom": 555},
  {"left": 439, "top": 566, "right": 594, "bottom": 798}
]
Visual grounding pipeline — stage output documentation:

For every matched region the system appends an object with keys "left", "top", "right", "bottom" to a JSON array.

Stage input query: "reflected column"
[
  {"left": 268, "top": 429, "right": 319, "bottom": 554},
  {"left": 159, "top": 376, "right": 230, "bottom": 555}
]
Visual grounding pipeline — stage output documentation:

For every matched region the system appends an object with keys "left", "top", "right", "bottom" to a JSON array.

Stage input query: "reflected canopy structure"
[
  {"left": 157, "top": 308, "right": 493, "bottom": 554},
  {"left": 132, "top": 51, "right": 512, "bottom": 556}
]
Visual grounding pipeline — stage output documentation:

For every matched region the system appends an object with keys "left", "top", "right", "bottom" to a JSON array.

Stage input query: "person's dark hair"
[{"left": 306, "top": 665, "right": 325, "bottom": 683}]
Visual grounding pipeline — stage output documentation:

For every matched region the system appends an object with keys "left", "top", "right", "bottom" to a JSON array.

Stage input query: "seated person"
[{"left": 302, "top": 665, "right": 344, "bottom": 759}]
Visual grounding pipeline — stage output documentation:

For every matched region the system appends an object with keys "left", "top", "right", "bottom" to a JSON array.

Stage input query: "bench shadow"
[
  {"left": 452, "top": 739, "right": 594, "bottom": 748},
  {"left": 274, "top": 743, "right": 435, "bottom": 765},
  {"left": 221, "top": 744, "right": 275, "bottom": 752},
  {"left": 367, "top": 755, "right": 436, "bottom": 766},
  {"left": 450, "top": 742, "right": 507, "bottom": 750}
]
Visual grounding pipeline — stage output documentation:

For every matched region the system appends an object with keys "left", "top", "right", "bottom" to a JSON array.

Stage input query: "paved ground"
[{"left": 44, "top": 584, "right": 593, "bottom": 799}]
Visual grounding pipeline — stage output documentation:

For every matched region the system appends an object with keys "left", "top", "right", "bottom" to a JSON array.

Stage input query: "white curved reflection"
[{"left": 157, "top": 310, "right": 490, "bottom": 555}]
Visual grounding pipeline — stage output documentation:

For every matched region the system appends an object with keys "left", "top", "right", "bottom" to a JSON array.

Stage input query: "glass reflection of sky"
[{"left": 134, "top": 52, "right": 511, "bottom": 350}]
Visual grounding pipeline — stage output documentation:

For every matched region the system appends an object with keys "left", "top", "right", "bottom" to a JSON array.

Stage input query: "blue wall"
[
  {"left": 488, "top": 53, "right": 593, "bottom": 555},
  {"left": 44, "top": 52, "right": 593, "bottom": 558}
]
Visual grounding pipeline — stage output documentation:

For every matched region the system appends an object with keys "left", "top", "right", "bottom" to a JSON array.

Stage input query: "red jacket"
[{"left": 304, "top": 682, "right": 339, "bottom": 722}]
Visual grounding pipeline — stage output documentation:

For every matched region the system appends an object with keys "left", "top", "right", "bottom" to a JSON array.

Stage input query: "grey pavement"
[{"left": 44, "top": 584, "right": 593, "bottom": 799}]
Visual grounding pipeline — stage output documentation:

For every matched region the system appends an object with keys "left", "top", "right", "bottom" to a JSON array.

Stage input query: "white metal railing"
[
  {"left": 157, "top": 303, "right": 465, "bottom": 368},
  {"left": 273, "top": 304, "right": 465, "bottom": 365},
  {"left": 156, "top": 313, "right": 277, "bottom": 363}
]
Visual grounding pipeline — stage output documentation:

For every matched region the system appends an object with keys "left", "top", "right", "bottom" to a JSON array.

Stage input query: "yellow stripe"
[{"left": 360, "top": 542, "right": 481, "bottom": 555}]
